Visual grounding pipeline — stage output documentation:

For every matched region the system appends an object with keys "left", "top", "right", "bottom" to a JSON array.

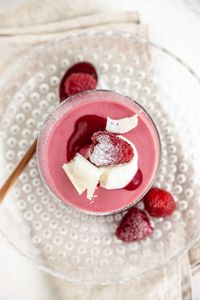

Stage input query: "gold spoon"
[{"left": 0, "top": 140, "right": 37, "bottom": 203}]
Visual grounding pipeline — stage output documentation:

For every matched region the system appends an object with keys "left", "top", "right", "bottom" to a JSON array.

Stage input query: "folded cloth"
[
  {"left": 0, "top": 1, "right": 194, "bottom": 299},
  {"left": 0, "top": 11, "right": 140, "bottom": 34},
  {"left": 42, "top": 254, "right": 191, "bottom": 300},
  {"left": 0, "top": 12, "right": 146, "bottom": 80},
  {"left": 0, "top": 0, "right": 104, "bottom": 27}
]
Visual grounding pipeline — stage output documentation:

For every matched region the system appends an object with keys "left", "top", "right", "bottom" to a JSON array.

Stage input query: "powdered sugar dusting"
[
  {"left": 116, "top": 207, "right": 153, "bottom": 242},
  {"left": 89, "top": 131, "right": 134, "bottom": 167}
]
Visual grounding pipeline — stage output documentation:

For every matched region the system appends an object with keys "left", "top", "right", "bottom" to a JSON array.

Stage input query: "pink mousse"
[{"left": 37, "top": 91, "right": 160, "bottom": 214}]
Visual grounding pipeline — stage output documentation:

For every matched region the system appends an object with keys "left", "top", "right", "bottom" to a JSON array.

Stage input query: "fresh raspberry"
[
  {"left": 64, "top": 72, "right": 97, "bottom": 97},
  {"left": 89, "top": 131, "right": 134, "bottom": 167},
  {"left": 143, "top": 187, "right": 176, "bottom": 217},
  {"left": 59, "top": 62, "right": 98, "bottom": 101},
  {"left": 116, "top": 207, "right": 153, "bottom": 242}
]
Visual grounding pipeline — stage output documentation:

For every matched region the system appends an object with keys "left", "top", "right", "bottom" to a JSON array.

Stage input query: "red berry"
[
  {"left": 90, "top": 131, "right": 134, "bottom": 167},
  {"left": 116, "top": 207, "right": 153, "bottom": 242},
  {"left": 64, "top": 72, "right": 97, "bottom": 97},
  {"left": 59, "top": 62, "right": 98, "bottom": 101},
  {"left": 143, "top": 187, "right": 176, "bottom": 217}
]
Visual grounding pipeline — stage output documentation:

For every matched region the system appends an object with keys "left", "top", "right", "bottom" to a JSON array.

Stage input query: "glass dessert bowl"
[{"left": 37, "top": 90, "right": 161, "bottom": 215}]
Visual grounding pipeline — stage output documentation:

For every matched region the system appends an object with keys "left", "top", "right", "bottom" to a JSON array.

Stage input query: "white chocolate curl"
[
  {"left": 106, "top": 114, "right": 139, "bottom": 134},
  {"left": 63, "top": 154, "right": 103, "bottom": 200}
]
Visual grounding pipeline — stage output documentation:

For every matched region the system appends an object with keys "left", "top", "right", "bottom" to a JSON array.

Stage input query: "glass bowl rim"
[{"left": 36, "top": 89, "right": 162, "bottom": 216}]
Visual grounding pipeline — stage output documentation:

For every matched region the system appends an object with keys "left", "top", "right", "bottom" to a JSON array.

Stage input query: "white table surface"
[{"left": 0, "top": 0, "right": 200, "bottom": 299}]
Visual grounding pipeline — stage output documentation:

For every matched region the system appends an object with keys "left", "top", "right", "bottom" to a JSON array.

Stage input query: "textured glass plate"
[{"left": 0, "top": 31, "right": 200, "bottom": 284}]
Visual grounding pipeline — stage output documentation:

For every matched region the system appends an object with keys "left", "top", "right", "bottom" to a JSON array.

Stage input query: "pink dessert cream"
[{"left": 37, "top": 90, "right": 161, "bottom": 214}]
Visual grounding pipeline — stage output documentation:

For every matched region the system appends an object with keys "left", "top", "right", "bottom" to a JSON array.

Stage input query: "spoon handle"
[{"left": 0, "top": 139, "right": 37, "bottom": 203}]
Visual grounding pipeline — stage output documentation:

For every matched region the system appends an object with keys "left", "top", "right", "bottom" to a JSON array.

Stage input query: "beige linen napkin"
[
  {"left": 0, "top": 12, "right": 144, "bottom": 78},
  {"left": 0, "top": 1, "right": 194, "bottom": 299}
]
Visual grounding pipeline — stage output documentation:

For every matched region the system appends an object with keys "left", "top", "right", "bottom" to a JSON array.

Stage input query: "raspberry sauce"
[
  {"left": 124, "top": 169, "right": 143, "bottom": 191},
  {"left": 66, "top": 115, "right": 106, "bottom": 162}
]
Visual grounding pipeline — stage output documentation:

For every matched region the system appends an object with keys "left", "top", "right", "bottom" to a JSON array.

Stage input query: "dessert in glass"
[{"left": 37, "top": 90, "right": 161, "bottom": 215}]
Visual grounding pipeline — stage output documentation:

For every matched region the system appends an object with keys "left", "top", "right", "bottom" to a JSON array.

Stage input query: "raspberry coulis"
[{"left": 67, "top": 115, "right": 106, "bottom": 162}]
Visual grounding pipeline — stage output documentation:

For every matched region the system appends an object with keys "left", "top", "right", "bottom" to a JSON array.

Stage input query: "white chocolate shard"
[
  {"left": 62, "top": 154, "right": 103, "bottom": 200},
  {"left": 106, "top": 114, "right": 139, "bottom": 134}
]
